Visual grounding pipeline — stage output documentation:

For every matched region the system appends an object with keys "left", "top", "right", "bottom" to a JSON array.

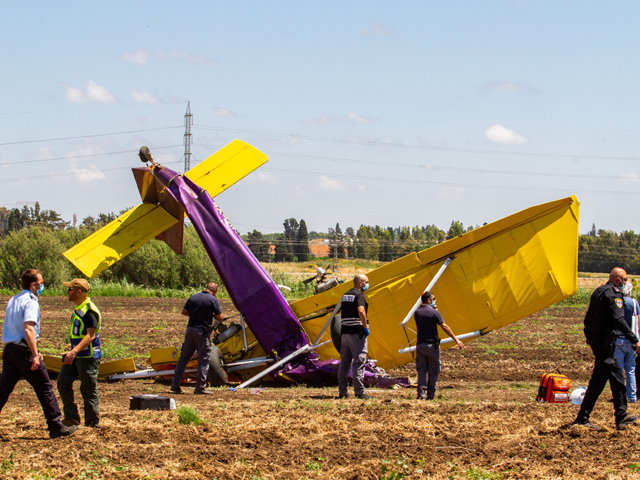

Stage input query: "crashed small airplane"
[{"left": 61, "top": 140, "right": 580, "bottom": 388}]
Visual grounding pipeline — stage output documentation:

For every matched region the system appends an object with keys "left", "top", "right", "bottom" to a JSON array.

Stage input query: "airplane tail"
[{"left": 63, "top": 140, "right": 268, "bottom": 278}]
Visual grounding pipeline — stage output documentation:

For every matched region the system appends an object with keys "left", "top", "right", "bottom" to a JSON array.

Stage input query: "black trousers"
[
  {"left": 577, "top": 344, "right": 628, "bottom": 422},
  {"left": 0, "top": 343, "right": 64, "bottom": 433}
]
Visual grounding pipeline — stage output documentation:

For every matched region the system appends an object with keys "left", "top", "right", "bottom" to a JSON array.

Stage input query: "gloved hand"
[{"left": 363, "top": 327, "right": 370, "bottom": 337}]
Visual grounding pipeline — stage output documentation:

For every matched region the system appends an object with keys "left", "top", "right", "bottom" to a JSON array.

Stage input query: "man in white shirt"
[{"left": 0, "top": 269, "right": 75, "bottom": 439}]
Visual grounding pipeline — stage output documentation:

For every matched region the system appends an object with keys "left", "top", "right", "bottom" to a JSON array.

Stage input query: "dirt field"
[{"left": 0, "top": 291, "right": 639, "bottom": 479}]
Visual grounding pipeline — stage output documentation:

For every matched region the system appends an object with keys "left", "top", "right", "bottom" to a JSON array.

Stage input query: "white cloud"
[
  {"left": 343, "top": 134, "right": 397, "bottom": 147},
  {"left": 484, "top": 81, "right": 535, "bottom": 93},
  {"left": 302, "top": 115, "right": 330, "bottom": 126},
  {"left": 340, "top": 112, "right": 371, "bottom": 124},
  {"left": 621, "top": 172, "right": 639, "bottom": 183},
  {"left": 213, "top": 108, "right": 237, "bottom": 118},
  {"left": 117, "top": 48, "right": 215, "bottom": 66},
  {"left": 63, "top": 80, "right": 117, "bottom": 104},
  {"left": 484, "top": 124, "right": 529, "bottom": 145},
  {"left": 131, "top": 90, "right": 161, "bottom": 104},
  {"left": 252, "top": 171, "right": 279, "bottom": 185},
  {"left": 362, "top": 21, "right": 393, "bottom": 38},
  {"left": 318, "top": 175, "right": 344, "bottom": 191},
  {"left": 67, "top": 166, "right": 107, "bottom": 183},
  {"left": 301, "top": 112, "right": 372, "bottom": 126}
]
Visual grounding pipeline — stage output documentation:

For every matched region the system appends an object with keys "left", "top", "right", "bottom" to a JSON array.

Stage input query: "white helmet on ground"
[{"left": 570, "top": 386, "right": 587, "bottom": 405}]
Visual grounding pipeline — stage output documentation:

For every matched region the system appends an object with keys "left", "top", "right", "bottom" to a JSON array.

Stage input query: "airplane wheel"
[
  {"left": 331, "top": 314, "right": 342, "bottom": 353},
  {"left": 206, "top": 346, "right": 228, "bottom": 386}
]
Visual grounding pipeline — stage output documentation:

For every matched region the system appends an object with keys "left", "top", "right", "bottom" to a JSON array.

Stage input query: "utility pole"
[{"left": 183, "top": 102, "right": 193, "bottom": 172}]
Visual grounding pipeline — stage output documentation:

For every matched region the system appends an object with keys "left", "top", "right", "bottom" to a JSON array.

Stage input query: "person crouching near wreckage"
[
  {"left": 338, "top": 274, "right": 372, "bottom": 399},
  {"left": 414, "top": 291, "right": 464, "bottom": 400},
  {"left": 571, "top": 267, "right": 640, "bottom": 431}
]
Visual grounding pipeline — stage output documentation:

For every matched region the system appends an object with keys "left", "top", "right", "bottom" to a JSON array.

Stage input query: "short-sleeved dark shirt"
[
  {"left": 184, "top": 291, "right": 222, "bottom": 328},
  {"left": 584, "top": 282, "right": 639, "bottom": 349},
  {"left": 340, "top": 288, "right": 368, "bottom": 334},
  {"left": 414, "top": 304, "right": 444, "bottom": 345}
]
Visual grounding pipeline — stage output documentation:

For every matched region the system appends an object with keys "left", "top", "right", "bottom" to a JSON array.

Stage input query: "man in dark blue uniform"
[
  {"left": 414, "top": 291, "right": 464, "bottom": 400},
  {"left": 338, "top": 274, "right": 371, "bottom": 399},
  {"left": 573, "top": 267, "right": 640, "bottom": 430},
  {"left": 170, "top": 283, "right": 223, "bottom": 395}
]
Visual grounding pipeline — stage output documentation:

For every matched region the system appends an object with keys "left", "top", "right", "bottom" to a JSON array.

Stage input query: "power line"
[
  {"left": 193, "top": 125, "right": 640, "bottom": 161},
  {"left": 265, "top": 167, "right": 640, "bottom": 196},
  {"left": 0, "top": 161, "right": 182, "bottom": 183},
  {"left": 0, "top": 145, "right": 182, "bottom": 167},
  {"left": 194, "top": 142, "right": 632, "bottom": 182},
  {"left": 0, "top": 126, "right": 182, "bottom": 146}
]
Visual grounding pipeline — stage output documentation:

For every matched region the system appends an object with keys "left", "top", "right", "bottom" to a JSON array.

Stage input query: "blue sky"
[{"left": 1, "top": 2, "right": 638, "bottom": 235}]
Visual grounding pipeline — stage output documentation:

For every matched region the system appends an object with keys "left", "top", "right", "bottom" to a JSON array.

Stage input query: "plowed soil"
[{"left": 0, "top": 293, "right": 639, "bottom": 480}]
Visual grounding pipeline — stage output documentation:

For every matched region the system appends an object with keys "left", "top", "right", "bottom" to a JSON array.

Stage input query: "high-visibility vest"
[{"left": 70, "top": 298, "right": 102, "bottom": 359}]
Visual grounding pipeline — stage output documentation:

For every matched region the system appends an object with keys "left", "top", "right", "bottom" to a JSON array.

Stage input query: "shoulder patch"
[{"left": 615, "top": 298, "right": 623, "bottom": 309}]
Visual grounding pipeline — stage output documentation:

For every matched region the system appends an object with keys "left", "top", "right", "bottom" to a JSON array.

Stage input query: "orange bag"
[{"left": 536, "top": 373, "right": 570, "bottom": 403}]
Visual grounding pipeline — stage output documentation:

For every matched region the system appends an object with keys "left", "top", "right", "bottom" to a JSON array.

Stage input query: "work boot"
[
  {"left": 338, "top": 393, "right": 348, "bottom": 399},
  {"left": 616, "top": 414, "right": 638, "bottom": 430},
  {"left": 194, "top": 389, "right": 213, "bottom": 395},
  {"left": 169, "top": 386, "right": 182, "bottom": 394},
  {"left": 62, "top": 418, "right": 80, "bottom": 427},
  {"left": 571, "top": 419, "right": 602, "bottom": 431},
  {"left": 355, "top": 393, "right": 373, "bottom": 400},
  {"left": 50, "top": 425, "right": 77, "bottom": 439}
]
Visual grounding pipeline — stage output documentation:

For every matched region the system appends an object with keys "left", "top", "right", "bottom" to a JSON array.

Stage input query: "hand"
[
  {"left": 62, "top": 351, "right": 77, "bottom": 365},
  {"left": 456, "top": 340, "right": 465, "bottom": 350},
  {"left": 635, "top": 343, "right": 640, "bottom": 353},
  {"left": 363, "top": 327, "right": 370, "bottom": 337},
  {"left": 30, "top": 354, "right": 40, "bottom": 371}
]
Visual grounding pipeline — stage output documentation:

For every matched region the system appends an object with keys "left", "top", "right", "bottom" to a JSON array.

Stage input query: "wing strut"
[
  {"left": 398, "top": 330, "right": 485, "bottom": 355},
  {"left": 399, "top": 256, "right": 455, "bottom": 327}
]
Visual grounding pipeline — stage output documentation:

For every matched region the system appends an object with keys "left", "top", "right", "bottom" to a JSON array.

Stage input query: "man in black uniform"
[
  {"left": 338, "top": 274, "right": 371, "bottom": 399},
  {"left": 414, "top": 291, "right": 464, "bottom": 400},
  {"left": 573, "top": 267, "right": 640, "bottom": 430},
  {"left": 170, "top": 283, "right": 223, "bottom": 395}
]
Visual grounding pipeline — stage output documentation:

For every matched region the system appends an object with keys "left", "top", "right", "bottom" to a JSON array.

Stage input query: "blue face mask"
[
  {"left": 36, "top": 283, "right": 45, "bottom": 296},
  {"left": 363, "top": 283, "right": 369, "bottom": 292}
]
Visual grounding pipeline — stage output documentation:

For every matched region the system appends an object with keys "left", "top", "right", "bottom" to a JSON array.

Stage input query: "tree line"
[{"left": 1, "top": 204, "right": 639, "bottom": 291}]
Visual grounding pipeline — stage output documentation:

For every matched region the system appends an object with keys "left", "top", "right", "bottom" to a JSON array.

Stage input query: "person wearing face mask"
[
  {"left": 0, "top": 269, "right": 76, "bottom": 439},
  {"left": 615, "top": 281, "right": 640, "bottom": 403},
  {"left": 571, "top": 267, "right": 640, "bottom": 431},
  {"left": 414, "top": 291, "right": 464, "bottom": 400},
  {"left": 58, "top": 278, "right": 102, "bottom": 428},
  {"left": 338, "top": 273, "right": 371, "bottom": 399}
]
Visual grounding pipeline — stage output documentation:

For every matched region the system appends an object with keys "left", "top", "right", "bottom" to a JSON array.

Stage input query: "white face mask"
[{"left": 622, "top": 281, "right": 633, "bottom": 297}]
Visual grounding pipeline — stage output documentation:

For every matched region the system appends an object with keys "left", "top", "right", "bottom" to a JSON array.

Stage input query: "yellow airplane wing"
[
  {"left": 292, "top": 195, "right": 580, "bottom": 370},
  {"left": 63, "top": 204, "right": 179, "bottom": 278},
  {"left": 185, "top": 139, "right": 268, "bottom": 198},
  {"left": 63, "top": 140, "right": 269, "bottom": 278}
]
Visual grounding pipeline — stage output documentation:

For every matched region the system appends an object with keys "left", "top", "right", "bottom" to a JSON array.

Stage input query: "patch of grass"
[
  {"left": 565, "top": 323, "right": 583, "bottom": 335},
  {"left": 380, "top": 456, "right": 410, "bottom": 479},
  {"left": 305, "top": 457, "right": 325, "bottom": 471},
  {"left": 0, "top": 454, "right": 13, "bottom": 474},
  {"left": 101, "top": 340, "right": 134, "bottom": 359},
  {"left": 555, "top": 287, "right": 591, "bottom": 307},
  {"left": 628, "top": 464, "right": 640, "bottom": 473},
  {"left": 465, "top": 467, "right": 502, "bottom": 479},
  {"left": 176, "top": 405, "right": 202, "bottom": 425}
]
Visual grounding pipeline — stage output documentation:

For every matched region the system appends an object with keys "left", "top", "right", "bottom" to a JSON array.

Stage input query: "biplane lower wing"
[{"left": 291, "top": 195, "right": 580, "bottom": 370}]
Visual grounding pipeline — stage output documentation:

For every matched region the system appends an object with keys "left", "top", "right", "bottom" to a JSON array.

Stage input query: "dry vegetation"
[{"left": 0, "top": 291, "right": 639, "bottom": 479}]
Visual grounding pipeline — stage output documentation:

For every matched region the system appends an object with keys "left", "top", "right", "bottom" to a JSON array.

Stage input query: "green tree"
[
  {"left": 0, "top": 227, "right": 70, "bottom": 289},
  {"left": 295, "top": 220, "right": 310, "bottom": 262},
  {"left": 247, "top": 229, "right": 270, "bottom": 262}
]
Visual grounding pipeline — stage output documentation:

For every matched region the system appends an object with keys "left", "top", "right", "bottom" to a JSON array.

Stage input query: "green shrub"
[{"left": 176, "top": 406, "right": 202, "bottom": 425}]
